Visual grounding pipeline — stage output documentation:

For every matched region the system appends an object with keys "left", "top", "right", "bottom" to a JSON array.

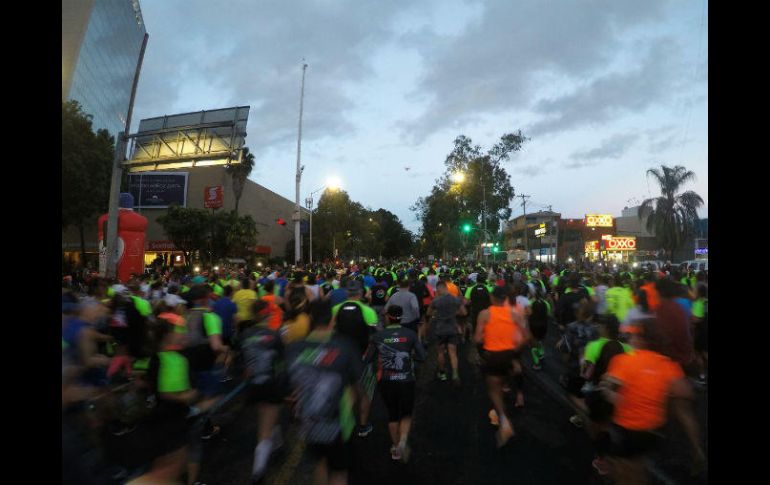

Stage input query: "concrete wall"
[{"left": 62, "top": 165, "right": 309, "bottom": 259}]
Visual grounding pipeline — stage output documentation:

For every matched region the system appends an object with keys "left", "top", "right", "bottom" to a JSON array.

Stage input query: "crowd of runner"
[{"left": 62, "top": 259, "right": 707, "bottom": 484}]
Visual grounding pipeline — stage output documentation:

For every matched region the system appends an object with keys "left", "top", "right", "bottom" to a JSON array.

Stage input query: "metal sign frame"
[{"left": 124, "top": 106, "right": 249, "bottom": 173}]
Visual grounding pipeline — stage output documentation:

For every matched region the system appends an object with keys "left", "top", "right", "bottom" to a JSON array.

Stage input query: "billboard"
[
  {"left": 204, "top": 186, "right": 223, "bottom": 208},
  {"left": 125, "top": 106, "right": 250, "bottom": 173},
  {"left": 128, "top": 172, "right": 188, "bottom": 208},
  {"left": 585, "top": 214, "right": 614, "bottom": 227}
]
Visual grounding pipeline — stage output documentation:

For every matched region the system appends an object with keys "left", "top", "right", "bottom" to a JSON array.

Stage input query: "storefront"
[
  {"left": 144, "top": 240, "right": 186, "bottom": 269},
  {"left": 584, "top": 235, "right": 637, "bottom": 263}
]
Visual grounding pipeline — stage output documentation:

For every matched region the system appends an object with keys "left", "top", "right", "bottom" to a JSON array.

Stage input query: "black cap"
[
  {"left": 492, "top": 286, "right": 508, "bottom": 300},
  {"left": 345, "top": 280, "right": 363, "bottom": 294},
  {"left": 386, "top": 305, "right": 403, "bottom": 322}
]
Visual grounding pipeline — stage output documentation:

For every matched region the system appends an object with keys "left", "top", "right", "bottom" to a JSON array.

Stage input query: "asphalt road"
[{"left": 197, "top": 338, "right": 601, "bottom": 485}]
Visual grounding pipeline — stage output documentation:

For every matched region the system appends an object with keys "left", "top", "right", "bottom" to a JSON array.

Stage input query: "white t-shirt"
[
  {"left": 516, "top": 296, "right": 531, "bottom": 309},
  {"left": 623, "top": 307, "right": 653, "bottom": 325},
  {"left": 307, "top": 284, "right": 320, "bottom": 301},
  {"left": 164, "top": 293, "right": 186, "bottom": 308}
]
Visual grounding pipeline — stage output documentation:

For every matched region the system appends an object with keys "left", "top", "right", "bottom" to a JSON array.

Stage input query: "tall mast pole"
[{"left": 294, "top": 62, "right": 308, "bottom": 265}]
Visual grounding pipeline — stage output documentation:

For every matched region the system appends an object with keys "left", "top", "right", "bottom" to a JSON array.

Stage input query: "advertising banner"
[
  {"left": 204, "top": 186, "right": 223, "bottom": 208},
  {"left": 129, "top": 172, "right": 188, "bottom": 208}
]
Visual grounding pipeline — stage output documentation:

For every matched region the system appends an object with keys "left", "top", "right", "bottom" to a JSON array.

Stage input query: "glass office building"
[{"left": 64, "top": 0, "right": 146, "bottom": 139}]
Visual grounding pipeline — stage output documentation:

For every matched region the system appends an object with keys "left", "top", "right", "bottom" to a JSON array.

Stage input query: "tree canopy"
[
  {"left": 62, "top": 101, "right": 115, "bottom": 263},
  {"left": 157, "top": 206, "right": 259, "bottom": 268},
  {"left": 639, "top": 164, "right": 704, "bottom": 261},
  {"left": 412, "top": 132, "right": 526, "bottom": 258},
  {"left": 311, "top": 189, "right": 414, "bottom": 261}
]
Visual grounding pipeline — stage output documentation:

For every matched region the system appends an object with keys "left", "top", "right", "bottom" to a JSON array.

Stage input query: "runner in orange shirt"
[
  {"left": 597, "top": 317, "right": 705, "bottom": 481},
  {"left": 475, "top": 286, "right": 528, "bottom": 447}
]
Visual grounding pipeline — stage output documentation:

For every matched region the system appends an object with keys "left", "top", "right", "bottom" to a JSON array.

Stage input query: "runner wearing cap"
[
  {"left": 369, "top": 305, "right": 426, "bottom": 462},
  {"left": 331, "top": 279, "right": 379, "bottom": 437}
]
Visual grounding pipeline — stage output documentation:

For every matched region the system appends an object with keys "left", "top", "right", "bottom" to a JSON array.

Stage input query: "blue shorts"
[{"left": 192, "top": 367, "right": 224, "bottom": 397}]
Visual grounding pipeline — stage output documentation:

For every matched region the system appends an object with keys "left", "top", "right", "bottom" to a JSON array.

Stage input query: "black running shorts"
[
  {"left": 307, "top": 434, "right": 352, "bottom": 471},
  {"left": 378, "top": 380, "right": 415, "bottom": 422},
  {"left": 480, "top": 349, "right": 519, "bottom": 376},
  {"left": 437, "top": 334, "right": 460, "bottom": 346}
]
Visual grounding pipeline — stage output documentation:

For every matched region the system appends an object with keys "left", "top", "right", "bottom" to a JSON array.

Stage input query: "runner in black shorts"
[
  {"left": 370, "top": 305, "right": 426, "bottom": 462},
  {"left": 426, "top": 281, "right": 466, "bottom": 386},
  {"left": 238, "top": 300, "right": 288, "bottom": 483},
  {"left": 475, "top": 286, "right": 527, "bottom": 447}
]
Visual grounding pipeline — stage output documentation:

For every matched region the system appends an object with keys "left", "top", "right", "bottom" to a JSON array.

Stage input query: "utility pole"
[
  {"left": 101, "top": 33, "right": 149, "bottom": 279},
  {"left": 294, "top": 62, "right": 308, "bottom": 266},
  {"left": 517, "top": 193, "right": 531, "bottom": 259}
]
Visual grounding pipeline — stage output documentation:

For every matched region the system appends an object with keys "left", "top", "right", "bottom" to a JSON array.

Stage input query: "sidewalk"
[{"left": 521, "top": 321, "right": 708, "bottom": 485}]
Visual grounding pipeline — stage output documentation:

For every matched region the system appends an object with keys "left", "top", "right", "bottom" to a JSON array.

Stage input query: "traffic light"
[
  {"left": 276, "top": 218, "right": 287, "bottom": 226},
  {"left": 462, "top": 224, "right": 471, "bottom": 233}
]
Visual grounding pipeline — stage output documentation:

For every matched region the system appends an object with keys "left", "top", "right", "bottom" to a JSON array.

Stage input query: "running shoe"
[
  {"left": 696, "top": 374, "right": 707, "bottom": 386},
  {"left": 488, "top": 409, "right": 500, "bottom": 426},
  {"left": 390, "top": 445, "right": 402, "bottom": 461},
  {"left": 569, "top": 415, "right": 584, "bottom": 428},
  {"left": 399, "top": 442, "right": 411, "bottom": 463},
  {"left": 201, "top": 423, "right": 221, "bottom": 440},
  {"left": 357, "top": 423, "right": 373, "bottom": 437},
  {"left": 437, "top": 371, "right": 448, "bottom": 381},
  {"left": 220, "top": 374, "right": 234, "bottom": 383},
  {"left": 592, "top": 457, "right": 609, "bottom": 476},
  {"left": 452, "top": 376, "right": 462, "bottom": 388},
  {"left": 532, "top": 363, "right": 542, "bottom": 370}
]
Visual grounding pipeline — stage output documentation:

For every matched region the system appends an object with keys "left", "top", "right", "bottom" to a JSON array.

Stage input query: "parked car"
[{"left": 681, "top": 259, "right": 708, "bottom": 273}]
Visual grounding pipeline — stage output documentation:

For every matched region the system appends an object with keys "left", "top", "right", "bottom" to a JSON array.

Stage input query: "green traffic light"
[{"left": 462, "top": 224, "right": 471, "bottom": 233}]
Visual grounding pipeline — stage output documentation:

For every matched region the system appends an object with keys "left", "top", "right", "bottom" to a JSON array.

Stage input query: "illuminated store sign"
[{"left": 585, "top": 214, "right": 614, "bottom": 227}]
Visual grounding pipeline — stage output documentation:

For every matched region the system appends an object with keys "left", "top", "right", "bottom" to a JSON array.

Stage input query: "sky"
[{"left": 131, "top": 0, "right": 708, "bottom": 234}]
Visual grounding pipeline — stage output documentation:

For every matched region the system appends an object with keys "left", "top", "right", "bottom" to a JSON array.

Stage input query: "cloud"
[
  {"left": 562, "top": 160, "right": 598, "bottom": 170},
  {"left": 571, "top": 133, "right": 639, "bottom": 161},
  {"left": 133, "top": 0, "right": 418, "bottom": 149},
  {"left": 528, "top": 39, "right": 686, "bottom": 136},
  {"left": 401, "top": 0, "right": 670, "bottom": 141}
]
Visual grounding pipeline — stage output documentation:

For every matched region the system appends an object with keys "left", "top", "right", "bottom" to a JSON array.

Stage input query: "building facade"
[
  {"left": 62, "top": 166, "right": 311, "bottom": 270},
  {"left": 62, "top": 0, "right": 146, "bottom": 138}
]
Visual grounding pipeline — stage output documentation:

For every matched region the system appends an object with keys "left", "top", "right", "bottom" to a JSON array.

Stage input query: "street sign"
[{"left": 483, "top": 247, "right": 491, "bottom": 256}]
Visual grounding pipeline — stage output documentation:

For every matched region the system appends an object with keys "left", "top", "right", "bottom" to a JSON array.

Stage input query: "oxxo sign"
[
  {"left": 204, "top": 186, "right": 223, "bottom": 208},
  {"left": 585, "top": 214, "right": 614, "bottom": 227},
  {"left": 605, "top": 236, "right": 636, "bottom": 250}
]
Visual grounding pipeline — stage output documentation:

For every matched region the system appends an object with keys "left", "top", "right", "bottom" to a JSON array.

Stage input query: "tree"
[
  {"left": 62, "top": 101, "right": 114, "bottom": 266},
  {"left": 226, "top": 147, "right": 255, "bottom": 215},
  {"left": 639, "top": 165, "right": 704, "bottom": 262},
  {"left": 371, "top": 209, "right": 414, "bottom": 259},
  {"left": 208, "top": 210, "right": 259, "bottom": 263},
  {"left": 310, "top": 190, "right": 414, "bottom": 261},
  {"left": 412, "top": 132, "right": 526, "bottom": 258},
  {"left": 157, "top": 206, "right": 210, "bottom": 270}
]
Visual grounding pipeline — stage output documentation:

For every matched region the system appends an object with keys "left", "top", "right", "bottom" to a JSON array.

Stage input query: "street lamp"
[
  {"left": 451, "top": 168, "right": 491, "bottom": 263},
  {"left": 306, "top": 178, "right": 341, "bottom": 264}
]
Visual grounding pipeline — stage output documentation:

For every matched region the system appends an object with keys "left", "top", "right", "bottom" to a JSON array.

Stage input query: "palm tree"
[
  {"left": 226, "top": 147, "right": 255, "bottom": 215},
  {"left": 639, "top": 165, "right": 704, "bottom": 262}
]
